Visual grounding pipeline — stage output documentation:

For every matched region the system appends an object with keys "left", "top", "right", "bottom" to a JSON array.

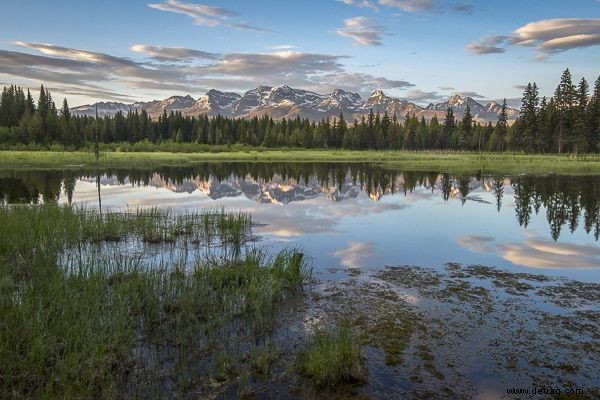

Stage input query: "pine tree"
[
  {"left": 59, "top": 99, "right": 71, "bottom": 144},
  {"left": 337, "top": 112, "right": 347, "bottom": 149},
  {"left": 587, "top": 76, "right": 600, "bottom": 152},
  {"left": 460, "top": 103, "right": 473, "bottom": 150},
  {"left": 366, "top": 109, "right": 375, "bottom": 149},
  {"left": 494, "top": 98, "right": 509, "bottom": 151},
  {"left": 554, "top": 68, "right": 577, "bottom": 154},
  {"left": 25, "top": 89, "right": 35, "bottom": 115},
  {"left": 442, "top": 107, "right": 455, "bottom": 149},
  {"left": 573, "top": 77, "right": 589, "bottom": 154},
  {"left": 517, "top": 83, "right": 540, "bottom": 152}
]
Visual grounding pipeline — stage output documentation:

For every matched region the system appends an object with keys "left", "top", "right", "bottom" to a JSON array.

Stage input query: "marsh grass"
[
  {"left": 0, "top": 204, "right": 310, "bottom": 399},
  {"left": 3, "top": 149, "right": 600, "bottom": 174},
  {"left": 302, "top": 323, "right": 364, "bottom": 387}
]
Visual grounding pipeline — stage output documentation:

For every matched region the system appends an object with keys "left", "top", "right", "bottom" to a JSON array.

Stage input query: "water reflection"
[{"left": 1, "top": 163, "right": 599, "bottom": 277}]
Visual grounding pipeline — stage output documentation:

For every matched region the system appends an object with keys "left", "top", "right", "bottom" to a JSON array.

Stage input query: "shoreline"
[{"left": 2, "top": 150, "right": 600, "bottom": 174}]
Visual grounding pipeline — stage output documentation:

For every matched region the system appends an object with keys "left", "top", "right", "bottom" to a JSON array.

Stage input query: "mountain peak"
[{"left": 370, "top": 90, "right": 387, "bottom": 99}]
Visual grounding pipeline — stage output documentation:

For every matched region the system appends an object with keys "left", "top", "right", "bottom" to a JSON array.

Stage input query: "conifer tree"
[
  {"left": 460, "top": 103, "right": 473, "bottom": 150},
  {"left": 587, "top": 76, "right": 600, "bottom": 151},
  {"left": 573, "top": 78, "right": 589, "bottom": 154},
  {"left": 494, "top": 98, "right": 509, "bottom": 151},
  {"left": 442, "top": 107, "right": 455, "bottom": 149},
  {"left": 554, "top": 68, "right": 577, "bottom": 153}
]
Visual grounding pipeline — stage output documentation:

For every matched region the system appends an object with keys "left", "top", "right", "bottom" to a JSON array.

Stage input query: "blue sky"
[{"left": 0, "top": 0, "right": 598, "bottom": 106}]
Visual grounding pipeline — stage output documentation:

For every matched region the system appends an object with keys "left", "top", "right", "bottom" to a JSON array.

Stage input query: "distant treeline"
[{"left": 0, "top": 69, "right": 598, "bottom": 153}]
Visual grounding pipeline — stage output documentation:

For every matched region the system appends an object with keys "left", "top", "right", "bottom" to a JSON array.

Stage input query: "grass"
[
  {"left": 0, "top": 204, "right": 311, "bottom": 399},
  {"left": 302, "top": 323, "right": 364, "bottom": 387},
  {"left": 2, "top": 149, "right": 600, "bottom": 174}
]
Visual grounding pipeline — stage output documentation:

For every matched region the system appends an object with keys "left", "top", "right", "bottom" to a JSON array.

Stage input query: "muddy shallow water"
[{"left": 2, "top": 162, "right": 600, "bottom": 398}]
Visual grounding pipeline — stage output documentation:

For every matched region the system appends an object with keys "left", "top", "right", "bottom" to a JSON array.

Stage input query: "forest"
[{"left": 0, "top": 69, "right": 599, "bottom": 154}]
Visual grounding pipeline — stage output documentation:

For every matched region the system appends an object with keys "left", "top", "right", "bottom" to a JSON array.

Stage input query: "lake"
[
  {"left": 2, "top": 161, "right": 599, "bottom": 398},
  {"left": 3, "top": 162, "right": 599, "bottom": 282}
]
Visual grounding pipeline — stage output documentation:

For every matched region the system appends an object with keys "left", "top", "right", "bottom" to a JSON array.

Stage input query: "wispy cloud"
[
  {"left": 131, "top": 44, "right": 219, "bottom": 61},
  {"left": 467, "top": 35, "right": 508, "bottom": 54},
  {"left": 337, "top": 0, "right": 379, "bottom": 11},
  {"left": 266, "top": 44, "right": 297, "bottom": 50},
  {"left": 340, "top": 0, "right": 475, "bottom": 14},
  {"left": 336, "top": 17, "right": 389, "bottom": 46},
  {"left": 148, "top": 0, "right": 236, "bottom": 26},
  {"left": 452, "top": 3, "right": 473, "bottom": 15},
  {"left": 468, "top": 18, "right": 600, "bottom": 60},
  {"left": 455, "top": 91, "right": 485, "bottom": 98},
  {"left": 379, "top": 0, "right": 438, "bottom": 13},
  {"left": 148, "top": 0, "right": 268, "bottom": 31},
  {"left": 404, "top": 89, "right": 444, "bottom": 103}
]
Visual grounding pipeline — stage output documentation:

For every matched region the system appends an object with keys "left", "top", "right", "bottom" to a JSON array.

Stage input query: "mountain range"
[{"left": 71, "top": 86, "right": 519, "bottom": 123}]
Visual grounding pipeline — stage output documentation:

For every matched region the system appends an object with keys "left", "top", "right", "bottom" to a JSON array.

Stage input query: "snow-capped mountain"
[
  {"left": 71, "top": 86, "right": 519, "bottom": 123},
  {"left": 425, "top": 95, "right": 519, "bottom": 121},
  {"left": 70, "top": 102, "right": 133, "bottom": 118},
  {"left": 188, "top": 90, "right": 241, "bottom": 117},
  {"left": 363, "top": 90, "right": 423, "bottom": 118}
]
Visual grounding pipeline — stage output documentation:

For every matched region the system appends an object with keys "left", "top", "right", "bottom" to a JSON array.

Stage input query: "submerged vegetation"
[{"left": 0, "top": 205, "right": 311, "bottom": 398}]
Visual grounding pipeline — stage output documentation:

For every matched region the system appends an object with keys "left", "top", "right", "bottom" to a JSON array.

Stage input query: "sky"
[{"left": 0, "top": 0, "right": 599, "bottom": 107}]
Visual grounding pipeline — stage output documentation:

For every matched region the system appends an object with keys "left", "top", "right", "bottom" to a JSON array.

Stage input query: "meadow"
[{"left": 2, "top": 147, "right": 600, "bottom": 174}]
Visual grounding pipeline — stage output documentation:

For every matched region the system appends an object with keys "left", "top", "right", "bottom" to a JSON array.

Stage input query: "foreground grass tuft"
[{"left": 302, "top": 323, "right": 364, "bottom": 387}]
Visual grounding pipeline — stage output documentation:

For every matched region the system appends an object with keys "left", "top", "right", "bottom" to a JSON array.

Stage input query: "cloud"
[
  {"left": 458, "top": 234, "right": 600, "bottom": 270},
  {"left": 513, "top": 85, "right": 528, "bottom": 91},
  {"left": 148, "top": 0, "right": 236, "bottom": 26},
  {"left": 341, "top": 0, "right": 474, "bottom": 14},
  {"left": 404, "top": 89, "right": 444, "bottom": 102},
  {"left": 379, "top": 0, "right": 438, "bottom": 13},
  {"left": 338, "top": 0, "right": 379, "bottom": 11},
  {"left": 468, "top": 18, "right": 600, "bottom": 59},
  {"left": 2, "top": 41, "right": 416, "bottom": 103},
  {"left": 200, "top": 51, "right": 345, "bottom": 77},
  {"left": 452, "top": 3, "right": 473, "bottom": 15},
  {"left": 313, "top": 72, "right": 414, "bottom": 94},
  {"left": 266, "top": 44, "right": 297, "bottom": 50},
  {"left": 131, "top": 44, "right": 218, "bottom": 61},
  {"left": 455, "top": 91, "right": 485, "bottom": 98},
  {"left": 336, "top": 17, "right": 389, "bottom": 46},
  {"left": 467, "top": 35, "right": 508, "bottom": 55},
  {"left": 231, "top": 22, "right": 272, "bottom": 32},
  {"left": 148, "top": 0, "right": 268, "bottom": 31},
  {"left": 439, "top": 86, "right": 456, "bottom": 91},
  {"left": 332, "top": 241, "right": 375, "bottom": 267}
]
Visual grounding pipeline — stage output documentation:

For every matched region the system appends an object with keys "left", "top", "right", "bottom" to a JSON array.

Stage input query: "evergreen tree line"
[{"left": 0, "top": 69, "right": 599, "bottom": 153}]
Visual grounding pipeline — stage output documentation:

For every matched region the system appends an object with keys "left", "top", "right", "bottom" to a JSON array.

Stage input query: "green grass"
[
  {"left": 0, "top": 204, "right": 310, "bottom": 399},
  {"left": 2, "top": 149, "right": 600, "bottom": 174},
  {"left": 302, "top": 323, "right": 364, "bottom": 387}
]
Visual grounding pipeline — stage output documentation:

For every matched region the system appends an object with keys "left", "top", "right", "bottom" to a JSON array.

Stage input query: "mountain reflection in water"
[{"left": 1, "top": 162, "right": 599, "bottom": 280}]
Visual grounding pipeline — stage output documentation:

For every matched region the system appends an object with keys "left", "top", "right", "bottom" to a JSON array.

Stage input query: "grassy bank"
[
  {"left": 2, "top": 149, "right": 600, "bottom": 174},
  {"left": 0, "top": 205, "right": 311, "bottom": 398}
]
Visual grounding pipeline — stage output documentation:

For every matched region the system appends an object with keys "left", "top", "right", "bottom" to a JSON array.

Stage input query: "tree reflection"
[{"left": 1, "top": 164, "right": 600, "bottom": 241}]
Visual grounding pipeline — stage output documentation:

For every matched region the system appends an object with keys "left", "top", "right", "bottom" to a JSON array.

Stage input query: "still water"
[{"left": 2, "top": 162, "right": 599, "bottom": 282}]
